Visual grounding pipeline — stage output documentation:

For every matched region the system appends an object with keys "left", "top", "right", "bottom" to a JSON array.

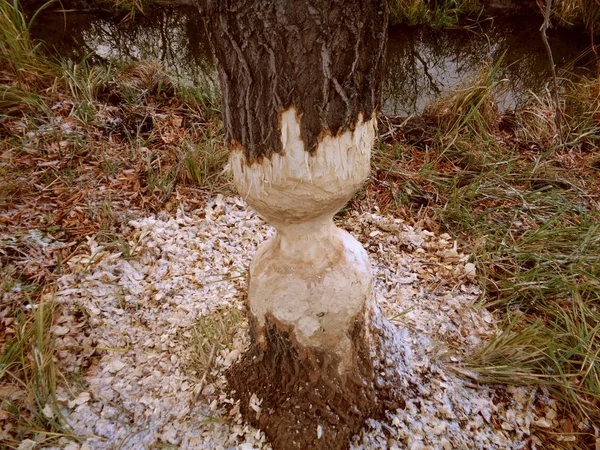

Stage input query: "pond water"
[{"left": 33, "top": 7, "right": 595, "bottom": 116}]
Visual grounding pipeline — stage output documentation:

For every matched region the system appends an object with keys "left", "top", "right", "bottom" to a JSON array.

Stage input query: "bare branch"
[{"left": 540, "top": 0, "right": 566, "bottom": 144}]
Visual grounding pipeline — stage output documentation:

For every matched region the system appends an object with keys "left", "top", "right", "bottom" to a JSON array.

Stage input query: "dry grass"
[
  {"left": 552, "top": 0, "right": 600, "bottom": 36},
  {"left": 109, "top": 0, "right": 147, "bottom": 20},
  {"left": 390, "top": 0, "right": 430, "bottom": 25},
  {"left": 389, "top": 0, "right": 598, "bottom": 35},
  {"left": 511, "top": 71, "right": 600, "bottom": 153},
  {"left": 425, "top": 55, "right": 505, "bottom": 138},
  {"left": 390, "top": 0, "right": 483, "bottom": 27},
  {"left": 0, "top": 4, "right": 229, "bottom": 441},
  {"left": 564, "top": 74, "right": 600, "bottom": 150},
  {"left": 118, "top": 59, "right": 173, "bottom": 96},
  {"left": 0, "top": 296, "right": 78, "bottom": 447},
  {"left": 187, "top": 308, "right": 243, "bottom": 382},
  {"left": 368, "top": 60, "right": 600, "bottom": 447},
  {"left": 0, "top": 0, "right": 56, "bottom": 89}
]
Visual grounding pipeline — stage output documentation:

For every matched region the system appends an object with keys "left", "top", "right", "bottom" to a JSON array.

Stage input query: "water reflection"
[
  {"left": 384, "top": 18, "right": 593, "bottom": 115},
  {"left": 34, "top": 8, "right": 214, "bottom": 84},
  {"left": 33, "top": 8, "right": 594, "bottom": 115}
]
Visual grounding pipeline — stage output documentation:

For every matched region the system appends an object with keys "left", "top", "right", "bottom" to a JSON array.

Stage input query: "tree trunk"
[{"left": 198, "top": 1, "right": 401, "bottom": 449}]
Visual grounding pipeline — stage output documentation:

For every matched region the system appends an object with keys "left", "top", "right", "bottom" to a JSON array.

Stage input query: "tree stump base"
[
  {"left": 201, "top": 3, "right": 393, "bottom": 447},
  {"left": 227, "top": 312, "right": 405, "bottom": 450}
]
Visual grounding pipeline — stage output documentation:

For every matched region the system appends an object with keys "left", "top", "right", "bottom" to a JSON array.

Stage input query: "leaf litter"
[{"left": 35, "top": 194, "right": 564, "bottom": 449}]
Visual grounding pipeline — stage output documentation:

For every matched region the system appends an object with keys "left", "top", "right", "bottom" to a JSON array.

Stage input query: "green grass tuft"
[
  {"left": 389, "top": 0, "right": 482, "bottom": 28},
  {"left": 0, "top": 0, "right": 55, "bottom": 89},
  {"left": 0, "top": 296, "right": 77, "bottom": 446}
]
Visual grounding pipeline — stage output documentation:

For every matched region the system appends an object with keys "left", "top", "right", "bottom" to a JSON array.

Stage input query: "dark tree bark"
[{"left": 200, "top": 0, "right": 388, "bottom": 160}]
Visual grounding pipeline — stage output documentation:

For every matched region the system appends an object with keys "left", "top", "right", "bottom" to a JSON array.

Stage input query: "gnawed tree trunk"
[{"left": 199, "top": 1, "right": 402, "bottom": 448}]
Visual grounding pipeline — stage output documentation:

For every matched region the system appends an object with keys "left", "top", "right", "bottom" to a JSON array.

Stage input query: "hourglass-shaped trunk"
[{"left": 200, "top": 1, "right": 395, "bottom": 449}]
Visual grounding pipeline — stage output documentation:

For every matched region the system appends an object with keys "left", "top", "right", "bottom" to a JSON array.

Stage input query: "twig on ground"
[{"left": 194, "top": 342, "right": 217, "bottom": 402}]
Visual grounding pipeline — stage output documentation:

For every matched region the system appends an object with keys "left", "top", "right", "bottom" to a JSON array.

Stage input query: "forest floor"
[{"left": 2, "top": 1, "right": 600, "bottom": 449}]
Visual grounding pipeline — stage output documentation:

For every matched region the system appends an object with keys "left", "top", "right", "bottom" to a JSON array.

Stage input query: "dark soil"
[{"left": 227, "top": 312, "right": 404, "bottom": 450}]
